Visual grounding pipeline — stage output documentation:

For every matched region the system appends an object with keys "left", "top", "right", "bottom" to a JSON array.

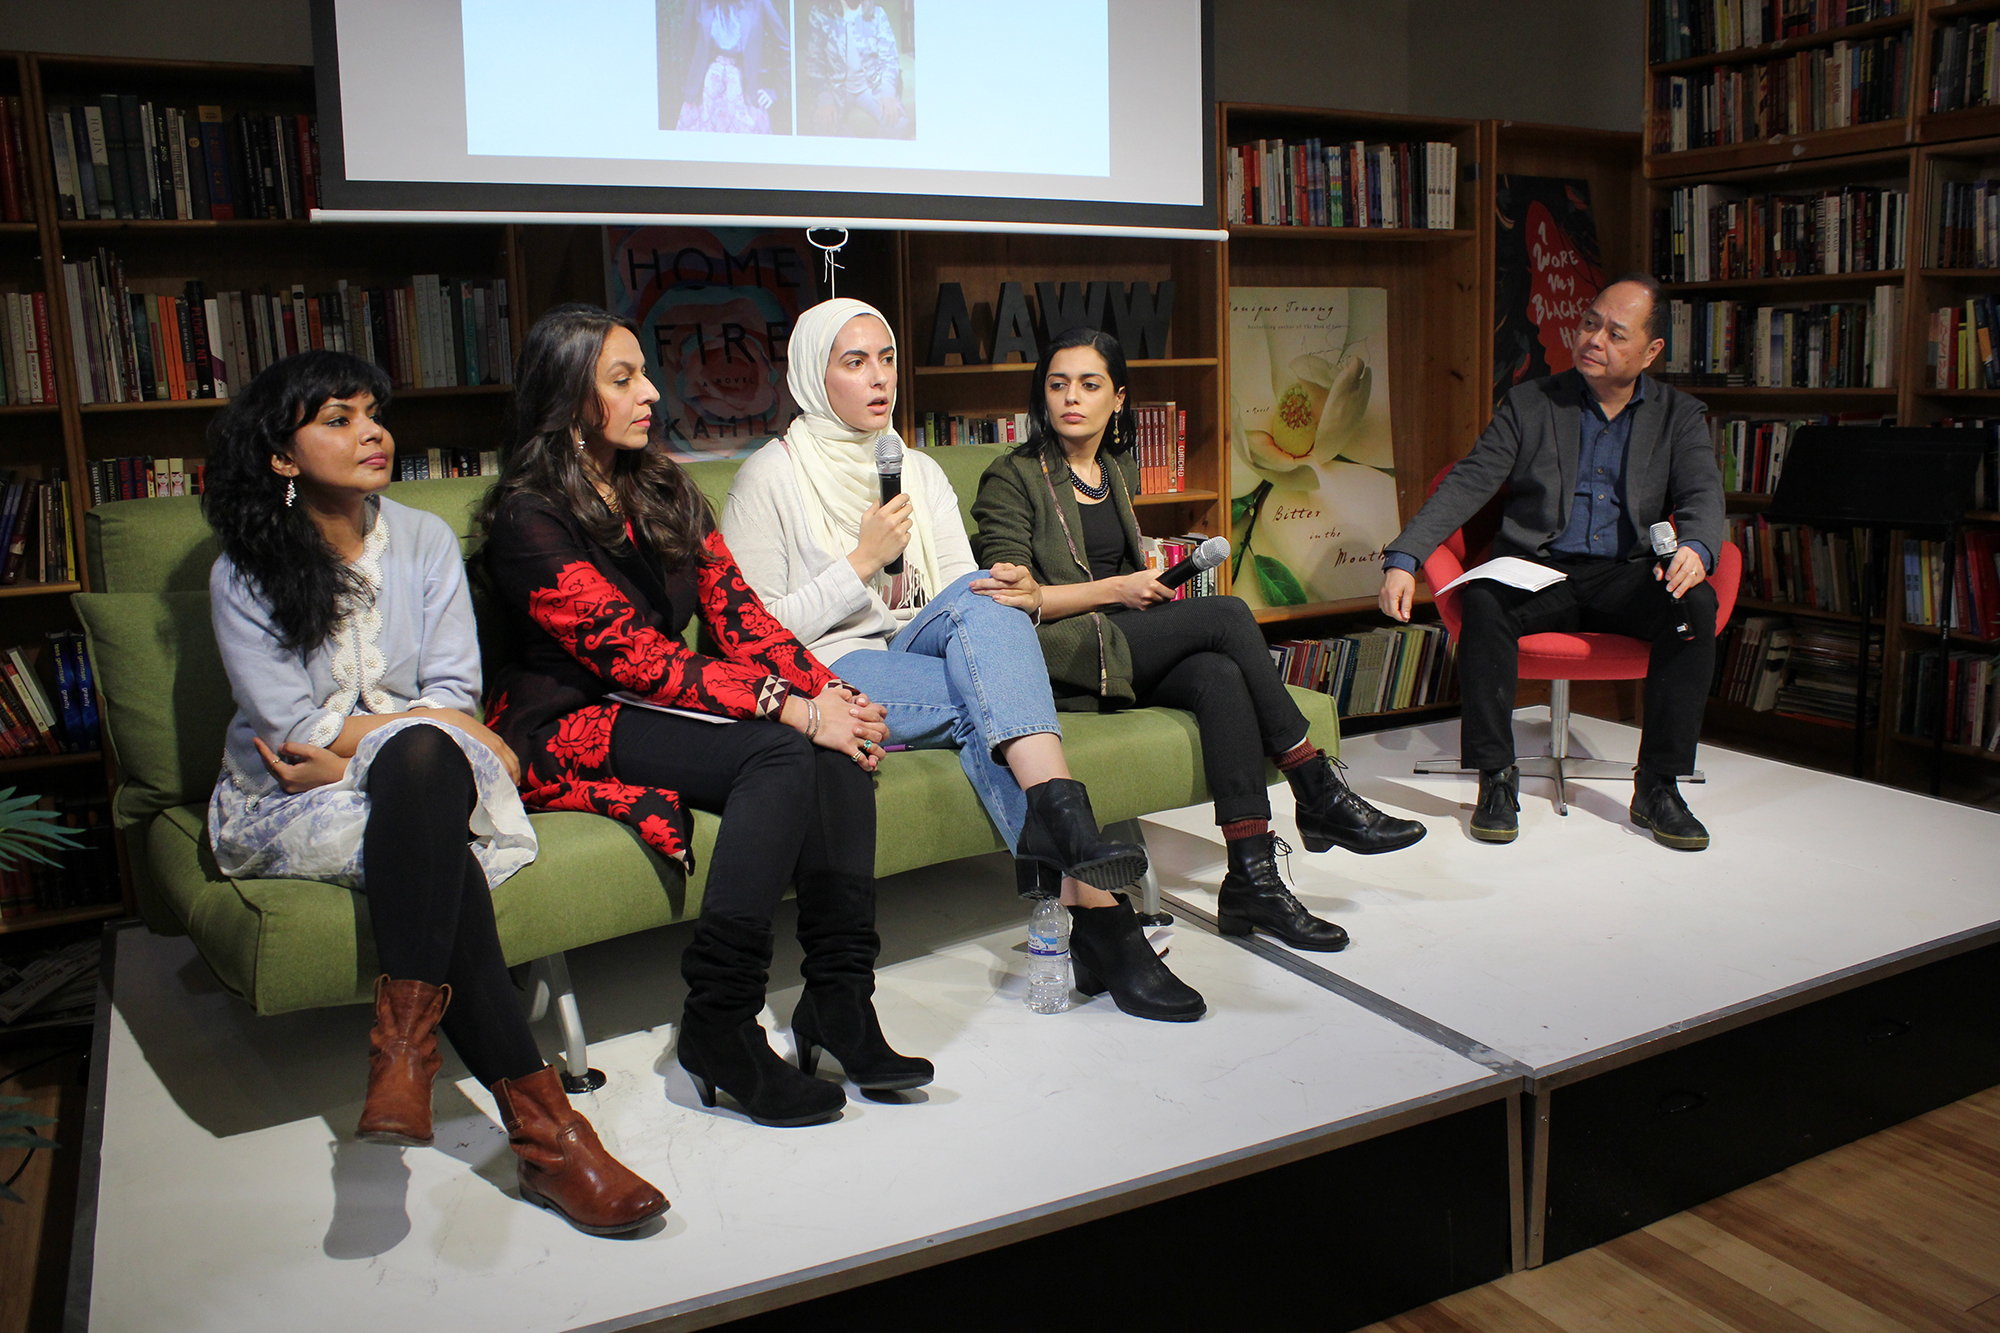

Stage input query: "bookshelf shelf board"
[
  {"left": 1252, "top": 591, "right": 1433, "bottom": 625},
  {"left": 1725, "top": 492, "right": 1775, "bottom": 508},
  {"left": 1969, "top": 509, "right": 2000, "bottom": 521},
  {"left": 0, "top": 582, "right": 81, "bottom": 600},
  {"left": 0, "top": 902, "right": 125, "bottom": 936},
  {"left": 0, "top": 751, "right": 104, "bottom": 776},
  {"left": 1132, "top": 490, "right": 1220, "bottom": 507},
  {"left": 1680, "top": 386, "right": 1899, "bottom": 400},
  {"left": 1645, "top": 122, "right": 1915, "bottom": 180},
  {"left": 1918, "top": 268, "right": 2000, "bottom": 279},
  {"left": 0, "top": 222, "right": 39, "bottom": 235},
  {"left": 57, "top": 219, "right": 317, "bottom": 232},
  {"left": 78, "top": 384, "right": 510, "bottom": 413},
  {"left": 1900, "top": 622, "right": 2000, "bottom": 644},
  {"left": 1930, "top": 0, "right": 2000, "bottom": 19},
  {"left": 1227, "top": 225, "right": 1476, "bottom": 244},
  {"left": 1647, "top": 12, "right": 1914, "bottom": 75},
  {"left": 1915, "top": 387, "right": 2000, "bottom": 398},
  {"left": 0, "top": 405, "right": 61, "bottom": 417},
  {"left": 1887, "top": 731, "right": 2000, "bottom": 760},
  {"left": 1661, "top": 271, "right": 1905, "bottom": 293},
  {"left": 1344, "top": 700, "right": 1462, "bottom": 722},
  {"left": 1735, "top": 596, "right": 1864, "bottom": 623},
  {"left": 913, "top": 358, "right": 1218, "bottom": 377},
  {"left": 1916, "top": 105, "right": 2000, "bottom": 144}
]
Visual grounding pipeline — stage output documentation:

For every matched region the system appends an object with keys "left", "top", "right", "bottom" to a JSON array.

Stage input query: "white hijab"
[{"left": 782, "top": 297, "right": 943, "bottom": 613}]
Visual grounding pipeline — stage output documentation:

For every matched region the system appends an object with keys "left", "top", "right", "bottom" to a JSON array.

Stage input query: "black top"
[{"left": 1078, "top": 497, "right": 1126, "bottom": 581}]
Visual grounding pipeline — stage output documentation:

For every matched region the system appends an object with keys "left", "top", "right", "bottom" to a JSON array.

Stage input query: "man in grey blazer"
[{"left": 1379, "top": 275, "right": 1723, "bottom": 850}]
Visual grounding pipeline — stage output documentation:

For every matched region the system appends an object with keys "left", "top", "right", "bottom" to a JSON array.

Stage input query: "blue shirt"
[{"left": 1384, "top": 379, "right": 1710, "bottom": 575}]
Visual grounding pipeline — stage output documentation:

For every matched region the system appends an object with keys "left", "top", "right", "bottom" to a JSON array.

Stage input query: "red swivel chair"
[{"left": 1411, "top": 464, "right": 1742, "bottom": 814}]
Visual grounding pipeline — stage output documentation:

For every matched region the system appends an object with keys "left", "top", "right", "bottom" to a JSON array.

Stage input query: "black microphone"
[
  {"left": 1157, "top": 536, "right": 1230, "bottom": 591},
  {"left": 876, "top": 435, "right": 904, "bottom": 577},
  {"left": 1649, "top": 521, "right": 1697, "bottom": 643}
]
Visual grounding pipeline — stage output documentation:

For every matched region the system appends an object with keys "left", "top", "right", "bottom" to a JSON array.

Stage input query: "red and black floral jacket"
[{"left": 482, "top": 493, "right": 837, "bottom": 871}]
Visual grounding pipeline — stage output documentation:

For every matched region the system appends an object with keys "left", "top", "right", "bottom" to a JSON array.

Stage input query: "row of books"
[
  {"left": 912, "top": 412, "right": 1027, "bottom": 449},
  {"left": 0, "top": 635, "right": 99, "bottom": 759},
  {"left": 1138, "top": 534, "right": 1219, "bottom": 600},
  {"left": 1659, "top": 288, "right": 1902, "bottom": 387},
  {"left": 1269, "top": 623, "right": 1459, "bottom": 719},
  {"left": 0, "top": 96, "right": 37, "bottom": 223},
  {"left": 1714, "top": 614, "right": 1880, "bottom": 723},
  {"left": 1224, "top": 139, "right": 1459, "bottom": 231},
  {"left": 1728, "top": 514, "right": 1882, "bottom": 614},
  {"left": 46, "top": 97, "right": 317, "bottom": 222},
  {"left": 394, "top": 449, "right": 500, "bottom": 481},
  {"left": 0, "top": 475, "right": 77, "bottom": 587},
  {"left": 1928, "top": 17, "right": 2000, "bottom": 116},
  {"left": 1925, "top": 297, "right": 2000, "bottom": 389},
  {"left": 1650, "top": 0, "right": 1904, "bottom": 64},
  {"left": 0, "top": 292, "right": 56, "bottom": 406},
  {"left": 1132, "top": 402, "right": 1189, "bottom": 495},
  {"left": 1651, "top": 183, "right": 1907, "bottom": 283},
  {"left": 1710, "top": 413, "right": 1890, "bottom": 494},
  {"left": 0, "top": 804, "right": 120, "bottom": 924},
  {"left": 1649, "top": 36, "right": 1910, "bottom": 154},
  {"left": 1928, "top": 178, "right": 2000, "bottom": 269},
  {"left": 86, "top": 456, "right": 204, "bottom": 504},
  {"left": 1897, "top": 646, "right": 2000, "bottom": 748},
  {"left": 64, "top": 250, "right": 515, "bottom": 404},
  {"left": 1903, "top": 533, "right": 2000, "bottom": 639}
]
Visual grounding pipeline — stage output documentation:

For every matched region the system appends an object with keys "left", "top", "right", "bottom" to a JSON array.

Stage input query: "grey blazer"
[{"left": 1385, "top": 370, "right": 1723, "bottom": 571}]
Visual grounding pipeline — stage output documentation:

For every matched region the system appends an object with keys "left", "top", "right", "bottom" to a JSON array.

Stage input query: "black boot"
[
  {"left": 1217, "top": 834, "right": 1349, "bottom": 952},
  {"left": 1286, "top": 751, "right": 1426, "bottom": 854},
  {"left": 1630, "top": 773, "right": 1710, "bottom": 850},
  {"left": 1472, "top": 766, "right": 1520, "bottom": 843},
  {"left": 1015, "top": 857, "right": 1061, "bottom": 901},
  {"left": 1017, "top": 778, "right": 1148, "bottom": 892},
  {"left": 678, "top": 914, "right": 846, "bottom": 1128},
  {"left": 1068, "top": 895, "right": 1205, "bottom": 1022},
  {"left": 792, "top": 875, "right": 934, "bottom": 1092}
]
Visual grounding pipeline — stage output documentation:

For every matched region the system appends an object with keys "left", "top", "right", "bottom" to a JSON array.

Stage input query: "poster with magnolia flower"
[
  {"left": 603, "top": 226, "right": 818, "bottom": 461},
  {"left": 1229, "top": 287, "right": 1400, "bottom": 610}
]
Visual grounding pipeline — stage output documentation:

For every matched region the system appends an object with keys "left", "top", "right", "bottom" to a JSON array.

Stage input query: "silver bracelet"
[{"left": 804, "top": 697, "right": 822, "bottom": 739}]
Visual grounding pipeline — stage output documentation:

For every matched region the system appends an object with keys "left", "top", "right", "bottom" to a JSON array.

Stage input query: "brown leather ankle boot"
[
  {"left": 356, "top": 976, "right": 450, "bottom": 1147},
  {"left": 491, "top": 1065, "right": 669, "bottom": 1236}
]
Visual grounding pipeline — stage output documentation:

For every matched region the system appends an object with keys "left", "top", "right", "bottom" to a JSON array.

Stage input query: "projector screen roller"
[{"left": 311, "top": 0, "right": 1217, "bottom": 236}]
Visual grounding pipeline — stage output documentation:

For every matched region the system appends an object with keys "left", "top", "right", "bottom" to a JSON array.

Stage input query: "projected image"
[
  {"left": 659, "top": 0, "right": 794, "bottom": 135},
  {"left": 797, "top": 0, "right": 915, "bottom": 139}
]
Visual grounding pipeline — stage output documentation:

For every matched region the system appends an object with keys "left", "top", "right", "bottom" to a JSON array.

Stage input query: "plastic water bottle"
[{"left": 1025, "top": 899, "right": 1073, "bottom": 1014}]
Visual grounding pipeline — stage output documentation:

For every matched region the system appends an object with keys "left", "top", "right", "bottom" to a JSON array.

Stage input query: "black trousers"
[
  {"left": 1455, "top": 555, "right": 1717, "bottom": 778},
  {"left": 608, "top": 709, "right": 875, "bottom": 925},
  {"left": 361, "top": 724, "right": 545, "bottom": 1088},
  {"left": 1113, "top": 596, "right": 1314, "bottom": 825}
]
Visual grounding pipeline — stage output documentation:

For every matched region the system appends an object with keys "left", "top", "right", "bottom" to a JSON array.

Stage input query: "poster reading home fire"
[
  {"left": 603, "top": 226, "right": 817, "bottom": 461},
  {"left": 1228, "top": 287, "right": 1399, "bottom": 610},
  {"left": 1492, "top": 175, "right": 1603, "bottom": 406}
]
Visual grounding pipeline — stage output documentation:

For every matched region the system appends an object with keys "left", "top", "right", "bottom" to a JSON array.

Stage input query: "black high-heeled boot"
[
  {"left": 677, "top": 914, "right": 845, "bottom": 1128},
  {"left": 1017, "top": 778, "right": 1148, "bottom": 892},
  {"left": 791, "top": 874, "right": 934, "bottom": 1092},
  {"left": 1286, "top": 751, "right": 1426, "bottom": 854},
  {"left": 1068, "top": 894, "right": 1205, "bottom": 1022},
  {"left": 1217, "top": 833, "right": 1349, "bottom": 952}
]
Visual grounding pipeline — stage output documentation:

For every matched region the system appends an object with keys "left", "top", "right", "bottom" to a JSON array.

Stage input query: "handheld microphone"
[
  {"left": 876, "top": 435, "right": 904, "bottom": 577},
  {"left": 1649, "top": 521, "right": 1698, "bottom": 643},
  {"left": 1157, "top": 536, "right": 1231, "bottom": 591}
]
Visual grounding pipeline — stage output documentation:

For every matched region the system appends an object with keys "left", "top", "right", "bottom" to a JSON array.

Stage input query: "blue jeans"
[{"left": 832, "top": 572, "right": 1060, "bottom": 851}]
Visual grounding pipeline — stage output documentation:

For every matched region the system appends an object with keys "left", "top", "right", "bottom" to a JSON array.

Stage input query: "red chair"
[{"left": 1411, "top": 464, "right": 1742, "bottom": 814}]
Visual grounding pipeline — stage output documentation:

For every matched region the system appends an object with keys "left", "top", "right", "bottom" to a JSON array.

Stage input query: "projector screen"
[{"left": 310, "top": 0, "right": 1217, "bottom": 236}]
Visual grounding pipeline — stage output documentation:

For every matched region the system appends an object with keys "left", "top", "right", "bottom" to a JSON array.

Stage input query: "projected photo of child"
[
  {"left": 797, "top": 0, "right": 915, "bottom": 139},
  {"left": 659, "top": 0, "right": 793, "bottom": 135}
]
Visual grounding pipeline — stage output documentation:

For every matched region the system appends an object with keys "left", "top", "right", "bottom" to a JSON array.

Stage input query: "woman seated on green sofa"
[
  {"left": 970, "top": 328, "right": 1428, "bottom": 953},
  {"left": 202, "top": 349, "right": 666, "bottom": 1237}
]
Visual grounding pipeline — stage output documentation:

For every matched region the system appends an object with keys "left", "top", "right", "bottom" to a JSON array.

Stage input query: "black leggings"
[
  {"left": 361, "top": 724, "right": 544, "bottom": 1088},
  {"left": 1113, "top": 596, "right": 1314, "bottom": 825},
  {"left": 608, "top": 709, "right": 875, "bottom": 924}
]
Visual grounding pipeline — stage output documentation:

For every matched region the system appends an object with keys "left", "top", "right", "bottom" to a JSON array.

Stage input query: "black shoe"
[
  {"left": 1216, "top": 834, "right": 1349, "bottom": 952},
  {"left": 791, "top": 987, "right": 934, "bottom": 1092},
  {"left": 1286, "top": 752, "right": 1426, "bottom": 854},
  {"left": 1015, "top": 857, "right": 1061, "bottom": 901},
  {"left": 1472, "top": 766, "right": 1520, "bottom": 843},
  {"left": 678, "top": 914, "right": 845, "bottom": 1127},
  {"left": 791, "top": 873, "right": 934, "bottom": 1092},
  {"left": 1018, "top": 778, "right": 1148, "bottom": 892},
  {"left": 1630, "top": 777, "right": 1710, "bottom": 850},
  {"left": 1068, "top": 895, "right": 1206, "bottom": 1023}
]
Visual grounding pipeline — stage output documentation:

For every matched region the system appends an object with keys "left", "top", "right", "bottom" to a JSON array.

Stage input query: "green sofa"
[{"left": 75, "top": 444, "right": 1339, "bottom": 1076}]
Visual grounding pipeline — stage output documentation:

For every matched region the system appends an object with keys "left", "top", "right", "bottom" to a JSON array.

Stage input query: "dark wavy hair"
[
  {"left": 200, "top": 350, "right": 392, "bottom": 654},
  {"left": 476, "top": 303, "right": 713, "bottom": 569},
  {"left": 1013, "top": 326, "right": 1137, "bottom": 459}
]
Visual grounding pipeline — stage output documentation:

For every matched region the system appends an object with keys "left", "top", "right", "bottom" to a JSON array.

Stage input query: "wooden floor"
[{"left": 1363, "top": 1085, "right": 2000, "bottom": 1333}]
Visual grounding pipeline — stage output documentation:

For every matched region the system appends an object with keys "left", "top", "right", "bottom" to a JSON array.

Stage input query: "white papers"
[
  {"left": 1434, "top": 557, "right": 1568, "bottom": 597},
  {"left": 607, "top": 692, "right": 733, "bottom": 724}
]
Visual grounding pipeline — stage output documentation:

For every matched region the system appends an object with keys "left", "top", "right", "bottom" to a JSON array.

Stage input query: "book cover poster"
[
  {"left": 1493, "top": 175, "right": 1603, "bottom": 405},
  {"left": 1229, "top": 287, "right": 1399, "bottom": 610},
  {"left": 603, "top": 226, "right": 817, "bottom": 461}
]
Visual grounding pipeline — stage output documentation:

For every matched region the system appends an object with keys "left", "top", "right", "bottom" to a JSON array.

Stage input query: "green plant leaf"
[
  {"left": 0, "top": 1183, "right": 24, "bottom": 1206},
  {"left": 0, "top": 786, "right": 84, "bottom": 870},
  {"left": 0, "top": 1132, "right": 58, "bottom": 1150},
  {"left": 1253, "top": 554, "right": 1310, "bottom": 607}
]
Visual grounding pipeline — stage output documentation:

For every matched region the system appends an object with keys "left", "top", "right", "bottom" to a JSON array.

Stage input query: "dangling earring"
[
  {"left": 284, "top": 477, "right": 296, "bottom": 507},
  {"left": 571, "top": 427, "right": 586, "bottom": 452}
]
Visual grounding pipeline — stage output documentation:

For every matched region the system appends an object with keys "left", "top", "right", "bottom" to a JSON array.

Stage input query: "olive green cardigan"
[{"left": 971, "top": 443, "right": 1147, "bottom": 711}]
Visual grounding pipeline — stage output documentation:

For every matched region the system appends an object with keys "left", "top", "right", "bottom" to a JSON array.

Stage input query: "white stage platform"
[{"left": 73, "top": 853, "right": 1515, "bottom": 1333}]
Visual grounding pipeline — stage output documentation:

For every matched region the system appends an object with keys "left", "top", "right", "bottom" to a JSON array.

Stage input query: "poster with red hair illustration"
[{"left": 1492, "top": 176, "right": 1605, "bottom": 406}]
